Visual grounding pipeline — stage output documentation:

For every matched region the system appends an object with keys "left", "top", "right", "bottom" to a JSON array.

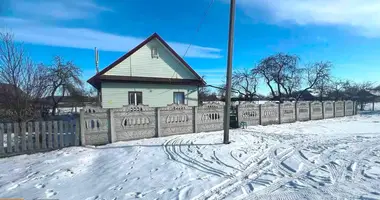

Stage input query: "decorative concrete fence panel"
[
  {"left": 197, "top": 103, "right": 224, "bottom": 132},
  {"left": 310, "top": 101, "right": 323, "bottom": 120},
  {"left": 237, "top": 102, "right": 260, "bottom": 126},
  {"left": 159, "top": 104, "right": 194, "bottom": 137},
  {"left": 323, "top": 101, "right": 334, "bottom": 119},
  {"left": 345, "top": 100, "right": 354, "bottom": 116},
  {"left": 113, "top": 105, "right": 156, "bottom": 141},
  {"left": 81, "top": 107, "right": 109, "bottom": 145},
  {"left": 260, "top": 102, "right": 279, "bottom": 125},
  {"left": 335, "top": 101, "right": 344, "bottom": 117},
  {"left": 280, "top": 102, "right": 296, "bottom": 123},
  {"left": 296, "top": 101, "right": 310, "bottom": 121}
]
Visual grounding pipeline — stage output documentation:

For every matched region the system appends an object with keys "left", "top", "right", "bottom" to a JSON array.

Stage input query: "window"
[
  {"left": 173, "top": 92, "right": 185, "bottom": 104},
  {"left": 128, "top": 92, "right": 143, "bottom": 105},
  {"left": 151, "top": 47, "right": 159, "bottom": 59}
]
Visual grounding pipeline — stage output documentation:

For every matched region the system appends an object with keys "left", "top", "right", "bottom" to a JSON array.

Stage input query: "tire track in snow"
[
  {"left": 244, "top": 139, "right": 380, "bottom": 200},
  {"left": 163, "top": 137, "right": 231, "bottom": 177},
  {"left": 192, "top": 135, "right": 319, "bottom": 200}
]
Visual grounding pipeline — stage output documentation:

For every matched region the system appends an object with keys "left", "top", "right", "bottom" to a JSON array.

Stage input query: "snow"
[
  {"left": 348, "top": 162, "right": 357, "bottom": 172},
  {"left": 363, "top": 166, "right": 380, "bottom": 179},
  {"left": 281, "top": 156, "right": 304, "bottom": 173},
  {"left": 1, "top": 113, "right": 380, "bottom": 200}
]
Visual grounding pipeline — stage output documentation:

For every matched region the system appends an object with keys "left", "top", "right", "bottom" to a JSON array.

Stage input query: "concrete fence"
[
  {"left": 0, "top": 100, "right": 357, "bottom": 157},
  {"left": 81, "top": 103, "right": 224, "bottom": 146},
  {"left": 237, "top": 100, "right": 356, "bottom": 127},
  {"left": 80, "top": 100, "right": 356, "bottom": 146}
]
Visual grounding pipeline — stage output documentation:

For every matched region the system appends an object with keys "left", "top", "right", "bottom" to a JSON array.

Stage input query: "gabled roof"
[{"left": 87, "top": 33, "right": 205, "bottom": 89}]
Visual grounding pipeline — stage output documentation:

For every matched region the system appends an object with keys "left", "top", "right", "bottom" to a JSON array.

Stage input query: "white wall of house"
[
  {"left": 101, "top": 82, "right": 198, "bottom": 108},
  {"left": 104, "top": 38, "right": 197, "bottom": 79}
]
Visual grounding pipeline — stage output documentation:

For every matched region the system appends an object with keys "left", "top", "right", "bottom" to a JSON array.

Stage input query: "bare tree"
[
  {"left": 341, "top": 81, "right": 375, "bottom": 110},
  {"left": 254, "top": 53, "right": 299, "bottom": 102},
  {"left": 327, "top": 79, "right": 346, "bottom": 101},
  {"left": 280, "top": 65, "right": 302, "bottom": 98},
  {"left": 0, "top": 31, "right": 48, "bottom": 122},
  {"left": 296, "top": 61, "right": 332, "bottom": 102},
  {"left": 45, "top": 56, "right": 83, "bottom": 116},
  {"left": 232, "top": 68, "right": 259, "bottom": 101}
]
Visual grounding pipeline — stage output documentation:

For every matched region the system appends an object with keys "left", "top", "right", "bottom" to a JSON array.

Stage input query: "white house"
[{"left": 87, "top": 33, "right": 206, "bottom": 108}]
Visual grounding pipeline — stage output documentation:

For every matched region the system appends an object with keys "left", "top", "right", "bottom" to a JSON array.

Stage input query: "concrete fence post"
[
  {"left": 343, "top": 101, "right": 346, "bottom": 116},
  {"left": 193, "top": 107, "right": 198, "bottom": 133},
  {"left": 259, "top": 104, "right": 262, "bottom": 125},
  {"left": 333, "top": 101, "right": 336, "bottom": 118},
  {"left": 79, "top": 109, "right": 86, "bottom": 146},
  {"left": 308, "top": 102, "right": 311, "bottom": 120},
  {"left": 109, "top": 109, "right": 116, "bottom": 143},
  {"left": 322, "top": 101, "right": 325, "bottom": 119},
  {"left": 278, "top": 103, "right": 282, "bottom": 124},
  {"left": 156, "top": 108, "right": 161, "bottom": 137}
]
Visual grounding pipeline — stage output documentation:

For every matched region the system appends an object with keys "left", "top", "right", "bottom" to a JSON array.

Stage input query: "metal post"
[
  {"left": 223, "top": 0, "right": 236, "bottom": 144},
  {"left": 95, "top": 47, "right": 101, "bottom": 107}
]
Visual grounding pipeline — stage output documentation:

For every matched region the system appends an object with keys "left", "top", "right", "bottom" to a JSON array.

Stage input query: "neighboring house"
[
  {"left": 87, "top": 33, "right": 206, "bottom": 108},
  {"left": 42, "top": 96, "right": 97, "bottom": 115}
]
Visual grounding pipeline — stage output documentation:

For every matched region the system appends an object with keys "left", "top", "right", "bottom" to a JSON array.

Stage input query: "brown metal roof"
[{"left": 87, "top": 33, "right": 205, "bottom": 89}]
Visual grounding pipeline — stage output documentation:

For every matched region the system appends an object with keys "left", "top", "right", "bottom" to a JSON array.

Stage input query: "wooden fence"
[{"left": 0, "top": 119, "right": 80, "bottom": 157}]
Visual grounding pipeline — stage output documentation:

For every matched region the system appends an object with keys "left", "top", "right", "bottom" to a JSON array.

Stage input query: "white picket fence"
[{"left": 0, "top": 119, "right": 80, "bottom": 157}]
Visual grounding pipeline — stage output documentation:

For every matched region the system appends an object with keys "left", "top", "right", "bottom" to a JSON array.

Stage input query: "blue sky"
[{"left": 1, "top": 0, "right": 380, "bottom": 94}]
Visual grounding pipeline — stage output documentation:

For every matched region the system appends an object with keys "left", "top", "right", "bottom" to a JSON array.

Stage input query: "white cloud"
[
  {"left": 1, "top": 17, "right": 222, "bottom": 59},
  {"left": 9, "top": 0, "right": 112, "bottom": 20},
  {"left": 236, "top": 0, "right": 380, "bottom": 37}
]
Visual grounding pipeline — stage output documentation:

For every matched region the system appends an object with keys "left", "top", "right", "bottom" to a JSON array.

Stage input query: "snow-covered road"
[{"left": 1, "top": 113, "right": 380, "bottom": 200}]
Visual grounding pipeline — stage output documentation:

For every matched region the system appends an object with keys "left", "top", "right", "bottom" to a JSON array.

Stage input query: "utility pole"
[
  {"left": 223, "top": 0, "right": 236, "bottom": 144},
  {"left": 95, "top": 47, "right": 101, "bottom": 106}
]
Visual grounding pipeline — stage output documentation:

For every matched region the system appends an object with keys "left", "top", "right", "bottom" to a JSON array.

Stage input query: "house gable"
[{"left": 104, "top": 38, "right": 197, "bottom": 79}]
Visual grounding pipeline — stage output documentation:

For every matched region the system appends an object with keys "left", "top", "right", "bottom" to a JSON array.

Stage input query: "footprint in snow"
[
  {"left": 35, "top": 183, "right": 46, "bottom": 189},
  {"left": 125, "top": 192, "right": 144, "bottom": 198},
  {"left": 113, "top": 186, "right": 123, "bottom": 191},
  {"left": 45, "top": 189, "right": 57, "bottom": 198},
  {"left": 150, "top": 168, "right": 159, "bottom": 172},
  {"left": 7, "top": 183, "right": 19, "bottom": 191}
]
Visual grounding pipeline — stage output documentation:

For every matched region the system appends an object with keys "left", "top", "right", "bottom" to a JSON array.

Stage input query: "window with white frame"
[
  {"left": 173, "top": 92, "right": 185, "bottom": 104},
  {"left": 151, "top": 47, "right": 159, "bottom": 59},
  {"left": 128, "top": 92, "right": 143, "bottom": 105}
]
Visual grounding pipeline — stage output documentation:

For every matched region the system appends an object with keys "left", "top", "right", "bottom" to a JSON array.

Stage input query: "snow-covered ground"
[{"left": 1, "top": 113, "right": 380, "bottom": 200}]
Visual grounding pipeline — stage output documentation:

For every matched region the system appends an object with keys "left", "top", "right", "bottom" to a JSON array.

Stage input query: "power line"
[
  {"left": 182, "top": 0, "right": 215, "bottom": 58},
  {"left": 170, "top": 0, "right": 215, "bottom": 79}
]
